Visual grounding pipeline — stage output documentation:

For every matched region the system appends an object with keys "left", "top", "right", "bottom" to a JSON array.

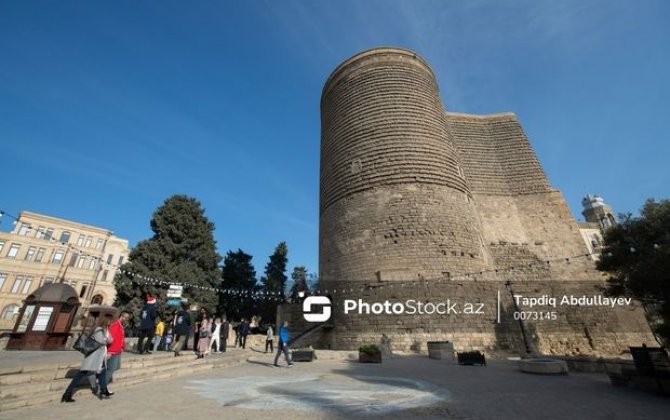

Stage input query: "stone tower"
[
  {"left": 314, "top": 47, "right": 654, "bottom": 355},
  {"left": 320, "top": 47, "right": 489, "bottom": 283}
]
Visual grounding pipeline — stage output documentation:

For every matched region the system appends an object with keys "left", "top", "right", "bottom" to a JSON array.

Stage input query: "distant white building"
[{"left": 578, "top": 195, "right": 615, "bottom": 260}]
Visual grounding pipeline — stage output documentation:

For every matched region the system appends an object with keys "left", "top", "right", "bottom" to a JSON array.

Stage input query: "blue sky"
[{"left": 1, "top": 1, "right": 668, "bottom": 278}]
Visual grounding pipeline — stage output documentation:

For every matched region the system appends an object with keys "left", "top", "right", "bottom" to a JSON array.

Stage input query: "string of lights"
[{"left": 1, "top": 208, "right": 663, "bottom": 300}]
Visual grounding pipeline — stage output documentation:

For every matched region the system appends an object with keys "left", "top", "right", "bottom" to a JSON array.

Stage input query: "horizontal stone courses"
[
  {"left": 448, "top": 116, "right": 550, "bottom": 195},
  {"left": 322, "top": 48, "right": 437, "bottom": 100}
]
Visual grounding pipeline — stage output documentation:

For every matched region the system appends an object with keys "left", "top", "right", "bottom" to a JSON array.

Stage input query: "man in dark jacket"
[
  {"left": 193, "top": 308, "right": 205, "bottom": 354},
  {"left": 171, "top": 302, "right": 191, "bottom": 356},
  {"left": 239, "top": 319, "right": 250, "bottom": 349},
  {"left": 136, "top": 296, "right": 159, "bottom": 354}
]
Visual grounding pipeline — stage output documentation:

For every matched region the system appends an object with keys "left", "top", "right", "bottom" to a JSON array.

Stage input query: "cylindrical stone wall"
[{"left": 320, "top": 47, "right": 490, "bottom": 283}]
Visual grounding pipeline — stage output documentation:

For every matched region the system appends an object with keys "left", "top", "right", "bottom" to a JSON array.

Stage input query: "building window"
[
  {"left": 11, "top": 276, "right": 23, "bottom": 294},
  {"left": 35, "top": 248, "right": 45, "bottom": 262},
  {"left": 101, "top": 270, "right": 109, "bottom": 282},
  {"left": 0, "top": 273, "right": 6, "bottom": 290},
  {"left": 1, "top": 304, "right": 19, "bottom": 320},
  {"left": 0, "top": 240, "right": 4, "bottom": 253},
  {"left": 7, "top": 244, "right": 20, "bottom": 259},
  {"left": 42, "top": 277, "right": 54, "bottom": 286},
  {"left": 89, "top": 258, "right": 97, "bottom": 270},
  {"left": 52, "top": 250, "right": 64, "bottom": 264},
  {"left": 107, "top": 254, "right": 113, "bottom": 264},
  {"left": 91, "top": 294, "right": 103, "bottom": 305},
  {"left": 118, "top": 256, "right": 124, "bottom": 265},
  {"left": 45, "top": 228, "right": 54, "bottom": 240},
  {"left": 24, "top": 246, "right": 36, "bottom": 261},
  {"left": 22, "top": 278, "right": 33, "bottom": 294},
  {"left": 77, "top": 257, "right": 87, "bottom": 269},
  {"left": 35, "top": 226, "right": 45, "bottom": 239},
  {"left": 96, "top": 238, "right": 104, "bottom": 250},
  {"left": 85, "top": 236, "right": 92, "bottom": 247},
  {"left": 591, "top": 235, "right": 601, "bottom": 248},
  {"left": 18, "top": 223, "right": 31, "bottom": 236},
  {"left": 79, "top": 284, "right": 88, "bottom": 298},
  {"left": 68, "top": 254, "right": 78, "bottom": 267},
  {"left": 59, "top": 231, "right": 71, "bottom": 244},
  {"left": 77, "top": 234, "right": 85, "bottom": 246}
]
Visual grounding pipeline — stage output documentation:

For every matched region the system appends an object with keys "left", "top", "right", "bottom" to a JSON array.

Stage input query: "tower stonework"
[
  {"left": 316, "top": 48, "right": 654, "bottom": 356},
  {"left": 320, "top": 48, "right": 489, "bottom": 283}
]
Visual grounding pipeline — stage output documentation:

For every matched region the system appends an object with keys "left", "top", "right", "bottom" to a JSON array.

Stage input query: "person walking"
[
  {"left": 164, "top": 326, "right": 173, "bottom": 351},
  {"left": 220, "top": 317, "right": 229, "bottom": 353},
  {"left": 62, "top": 317, "right": 114, "bottom": 402},
  {"left": 209, "top": 317, "right": 222, "bottom": 354},
  {"left": 136, "top": 296, "right": 158, "bottom": 354},
  {"left": 171, "top": 303, "right": 191, "bottom": 356},
  {"left": 106, "top": 311, "right": 130, "bottom": 386},
  {"left": 273, "top": 320, "right": 293, "bottom": 368},
  {"left": 265, "top": 325, "right": 274, "bottom": 353},
  {"left": 239, "top": 319, "right": 250, "bottom": 349},
  {"left": 193, "top": 308, "right": 204, "bottom": 354},
  {"left": 152, "top": 318, "right": 165, "bottom": 352},
  {"left": 197, "top": 309, "right": 212, "bottom": 358},
  {"left": 233, "top": 322, "right": 241, "bottom": 348}
]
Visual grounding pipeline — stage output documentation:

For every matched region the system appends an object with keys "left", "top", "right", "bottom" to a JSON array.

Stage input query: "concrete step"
[
  {"left": 0, "top": 354, "right": 226, "bottom": 399},
  {"left": 0, "top": 353, "right": 190, "bottom": 386},
  {"left": 0, "top": 350, "right": 248, "bottom": 412}
]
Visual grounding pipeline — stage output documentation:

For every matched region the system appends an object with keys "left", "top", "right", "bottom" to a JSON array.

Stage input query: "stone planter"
[
  {"left": 359, "top": 351, "right": 382, "bottom": 363},
  {"left": 457, "top": 351, "right": 487, "bottom": 366},
  {"left": 427, "top": 341, "right": 455, "bottom": 361},
  {"left": 292, "top": 349, "right": 315, "bottom": 362},
  {"left": 518, "top": 358, "right": 567, "bottom": 375}
]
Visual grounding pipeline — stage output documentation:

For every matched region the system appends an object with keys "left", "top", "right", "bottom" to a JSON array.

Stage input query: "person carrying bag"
[{"left": 62, "top": 317, "right": 114, "bottom": 403}]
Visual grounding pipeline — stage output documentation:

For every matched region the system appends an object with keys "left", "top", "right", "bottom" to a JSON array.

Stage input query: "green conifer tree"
[{"left": 114, "top": 195, "right": 222, "bottom": 323}]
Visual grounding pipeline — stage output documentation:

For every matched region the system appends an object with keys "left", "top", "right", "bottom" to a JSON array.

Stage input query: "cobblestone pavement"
[{"left": 2, "top": 354, "right": 668, "bottom": 420}]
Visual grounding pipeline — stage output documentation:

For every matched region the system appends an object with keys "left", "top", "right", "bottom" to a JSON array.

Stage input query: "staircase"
[{"left": 0, "top": 350, "right": 248, "bottom": 412}]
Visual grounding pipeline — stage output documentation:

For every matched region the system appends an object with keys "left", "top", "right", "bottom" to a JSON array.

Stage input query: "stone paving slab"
[{"left": 1, "top": 353, "right": 668, "bottom": 420}]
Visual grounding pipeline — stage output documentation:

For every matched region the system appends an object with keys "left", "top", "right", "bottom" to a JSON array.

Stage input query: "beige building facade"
[{"left": 0, "top": 211, "right": 128, "bottom": 330}]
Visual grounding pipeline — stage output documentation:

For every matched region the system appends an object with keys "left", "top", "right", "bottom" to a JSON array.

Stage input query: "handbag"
[
  {"left": 73, "top": 331, "right": 103, "bottom": 357},
  {"left": 199, "top": 330, "right": 209, "bottom": 339}
]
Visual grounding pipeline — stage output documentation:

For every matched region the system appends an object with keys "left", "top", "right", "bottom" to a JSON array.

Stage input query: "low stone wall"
[{"left": 559, "top": 356, "right": 635, "bottom": 374}]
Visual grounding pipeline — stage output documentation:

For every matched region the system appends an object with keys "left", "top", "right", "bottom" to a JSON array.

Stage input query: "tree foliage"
[
  {"left": 258, "top": 242, "right": 288, "bottom": 323},
  {"left": 218, "top": 249, "right": 258, "bottom": 321},
  {"left": 597, "top": 198, "right": 670, "bottom": 344},
  {"left": 261, "top": 242, "right": 288, "bottom": 298},
  {"left": 289, "top": 266, "right": 309, "bottom": 299},
  {"left": 114, "top": 195, "right": 222, "bottom": 324}
]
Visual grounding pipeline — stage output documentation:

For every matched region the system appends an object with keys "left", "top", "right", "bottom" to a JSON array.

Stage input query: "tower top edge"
[
  {"left": 322, "top": 47, "right": 435, "bottom": 100},
  {"left": 446, "top": 111, "right": 518, "bottom": 121}
]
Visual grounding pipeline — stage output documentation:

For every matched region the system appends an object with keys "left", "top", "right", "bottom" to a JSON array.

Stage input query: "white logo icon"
[{"left": 302, "top": 295, "right": 332, "bottom": 322}]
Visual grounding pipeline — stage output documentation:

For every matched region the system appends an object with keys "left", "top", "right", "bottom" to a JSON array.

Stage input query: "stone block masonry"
[{"left": 313, "top": 47, "right": 655, "bottom": 357}]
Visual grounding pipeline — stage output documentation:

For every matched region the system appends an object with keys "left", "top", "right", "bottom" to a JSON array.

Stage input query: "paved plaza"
[{"left": 1, "top": 352, "right": 668, "bottom": 420}]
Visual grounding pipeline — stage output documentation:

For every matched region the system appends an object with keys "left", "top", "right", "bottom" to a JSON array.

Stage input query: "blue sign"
[{"left": 167, "top": 299, "right": 183, "bottom": 306}]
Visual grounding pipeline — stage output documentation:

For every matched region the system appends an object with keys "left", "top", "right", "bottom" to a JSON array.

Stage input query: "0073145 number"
[{"left": 513, "top": 311, "right": 557, "bottom": 321}]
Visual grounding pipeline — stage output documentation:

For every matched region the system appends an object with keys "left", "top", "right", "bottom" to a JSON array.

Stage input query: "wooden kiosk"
[{"left": 6, "top": 283, "right": 81, "bottom": 350}]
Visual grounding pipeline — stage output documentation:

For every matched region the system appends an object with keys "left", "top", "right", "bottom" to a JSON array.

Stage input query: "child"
[{"left": 164, "top": 327, "right": 173, "bottom": 351}]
